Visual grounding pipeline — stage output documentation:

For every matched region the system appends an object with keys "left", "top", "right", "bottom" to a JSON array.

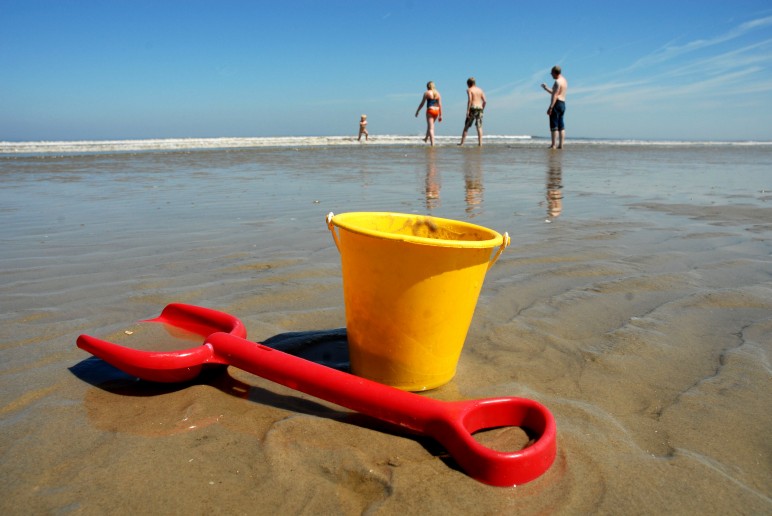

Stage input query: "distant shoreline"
[{"left": 2, "top": 135, "right": 771, "bottom": 156}]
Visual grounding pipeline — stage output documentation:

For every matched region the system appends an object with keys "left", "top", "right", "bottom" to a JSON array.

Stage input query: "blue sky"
[{"left": 2, "top": 0, "right": 771, "bottom": 141}]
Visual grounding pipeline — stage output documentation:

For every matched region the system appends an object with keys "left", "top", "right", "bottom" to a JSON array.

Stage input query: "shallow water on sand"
[{"left": 1, "top": 143, "right": 771, "bottom": 514}]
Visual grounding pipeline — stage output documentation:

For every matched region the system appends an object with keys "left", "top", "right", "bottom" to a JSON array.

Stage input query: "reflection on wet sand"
[
  {"left": 545, "top": 151, "right": 563, "bottom": 221},
  {"left": 425, "top": 149, "right": 441, "bottom": 209},
  {"left": 463, "top": 150, "right": 484, "bottom": 217}
]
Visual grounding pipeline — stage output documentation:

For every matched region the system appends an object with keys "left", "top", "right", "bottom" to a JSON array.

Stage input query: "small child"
[{"left": 358, "top": 114, "right": 369, "bottom": 141}]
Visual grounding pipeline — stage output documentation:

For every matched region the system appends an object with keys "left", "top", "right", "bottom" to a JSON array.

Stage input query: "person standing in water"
[
  {"left": 541, "top": 65, "right": 568, "bottom": 149},
  {"left": 459, "top": 77, "right": 487, "bottom": 146},
  {"left": 358, "top": 114, "right": 369, "bottom": 141},
  {"left": 415, "top": 81, "right": 442, "bottom": 146}
]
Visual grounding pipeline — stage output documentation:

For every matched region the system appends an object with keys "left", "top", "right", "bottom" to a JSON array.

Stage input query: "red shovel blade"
[{"left": 76, "top": 303, "right": 247, "bottom": 383}]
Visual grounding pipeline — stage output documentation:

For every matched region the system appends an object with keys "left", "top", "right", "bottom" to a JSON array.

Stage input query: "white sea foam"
[
  {"left": 0, "top": 135, "right": 532, "bottom": 155},
  {"left": 0, "top": 135, "right": 769, "bottom": 155}
]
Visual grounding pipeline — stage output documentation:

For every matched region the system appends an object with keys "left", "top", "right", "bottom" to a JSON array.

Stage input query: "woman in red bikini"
[{"left": 415, "top": 81, "right": 442, "bottom": 146}]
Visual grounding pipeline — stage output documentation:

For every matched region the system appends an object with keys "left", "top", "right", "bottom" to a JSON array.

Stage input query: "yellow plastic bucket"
[{"left": 326, "top": 212, "right": 510, "bottom": 391}]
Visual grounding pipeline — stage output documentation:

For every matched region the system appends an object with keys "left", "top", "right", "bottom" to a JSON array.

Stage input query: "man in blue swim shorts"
[{"left": 541, "top": 66, "right": 568, "bottom": 149}]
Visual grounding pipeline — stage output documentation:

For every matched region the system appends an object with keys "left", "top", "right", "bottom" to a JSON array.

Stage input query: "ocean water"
[{"left": 1, "top": 138, "right": 770, "bottom": 513}]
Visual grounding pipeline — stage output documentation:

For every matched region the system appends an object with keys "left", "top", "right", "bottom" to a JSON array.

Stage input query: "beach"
[{"left": 1, "top": 138, "right": 770, "bottom": 514}]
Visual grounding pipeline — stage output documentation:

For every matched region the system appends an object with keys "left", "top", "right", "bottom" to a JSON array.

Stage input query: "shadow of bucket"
[{"left": 327, "top": 212, "right": 510, "bottom": 391}]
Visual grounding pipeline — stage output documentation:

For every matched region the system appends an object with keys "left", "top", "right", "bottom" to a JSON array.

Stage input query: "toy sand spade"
[
  {"left": 76, "top": 303, "right": 556, "bottom": 487},
  {"left": 327, "top": 212, "right": 510, "bottom": 391}
]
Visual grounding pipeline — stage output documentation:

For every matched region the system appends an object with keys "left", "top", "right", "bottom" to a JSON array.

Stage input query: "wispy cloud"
[
  {"left": 577, "top": 36, "right": 772, "bottom": 108},
  {"left": 625, "top": 15, "right": 772, "bottom": 72},
  {"left": 490, "top": 69, "right": 557, "bottom": 110},
  {"left": 494, "top": 16, "right": 772, "bottom": 114}
]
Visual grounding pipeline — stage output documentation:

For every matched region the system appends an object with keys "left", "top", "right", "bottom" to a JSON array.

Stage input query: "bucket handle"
[
  {"left": 488, "top": 232, "right": 510, "bottom": 270},
  {"left": 326, "top": 212, "right": 342, "bottom": 253}
]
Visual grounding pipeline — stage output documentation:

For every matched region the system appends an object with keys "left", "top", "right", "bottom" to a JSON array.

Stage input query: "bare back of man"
[{"left": 468, "top": 85, "right": 485, "bottom": 107}]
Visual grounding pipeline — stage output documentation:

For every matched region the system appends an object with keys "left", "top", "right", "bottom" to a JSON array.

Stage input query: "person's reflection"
[
  {"left": 545, "top": 152, "right": 563, "bottom": 221},
  {"left": 425, "top": 148, "right": 441, "bottom": 209},
  {"left": 463, "top": 149, "right": 484, "bottom": 217}
]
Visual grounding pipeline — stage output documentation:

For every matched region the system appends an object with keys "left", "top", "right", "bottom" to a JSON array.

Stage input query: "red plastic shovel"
[{"left": 77, "top": 303, "right": 556, "bottom": 486}]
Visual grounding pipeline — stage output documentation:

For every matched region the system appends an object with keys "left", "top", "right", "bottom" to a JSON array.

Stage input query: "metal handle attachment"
[
  {"left": 488, "top": 231, "right": 510, "bottom": 270},
  {"left": 326, "top": 212, "right": 342, "bottom": 253}
]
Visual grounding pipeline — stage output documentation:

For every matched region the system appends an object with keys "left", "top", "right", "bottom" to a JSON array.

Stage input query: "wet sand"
[{"left": 1, "top": 142, "right": 770, "bottom": 513}]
